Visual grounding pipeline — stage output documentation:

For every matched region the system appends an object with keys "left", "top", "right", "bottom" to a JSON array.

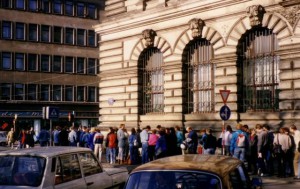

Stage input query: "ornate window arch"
[
  {"left": 238, "top": 28, "right": 279, "bottom": 112},
  {"left": 139, "top": 47, "right": 164, "bottom": 114},
  {"left": 183, "top": 39, "right": 215, "bottom": 113}
]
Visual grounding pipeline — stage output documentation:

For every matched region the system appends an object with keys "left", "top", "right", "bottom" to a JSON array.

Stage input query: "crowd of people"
[{"left": 5, "top": 123, "right": 300, "bottom": 180}]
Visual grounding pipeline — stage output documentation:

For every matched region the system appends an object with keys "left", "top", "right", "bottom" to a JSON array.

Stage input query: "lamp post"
[{"left": 14, "top": 114, "right": 17, "bottom": 131}]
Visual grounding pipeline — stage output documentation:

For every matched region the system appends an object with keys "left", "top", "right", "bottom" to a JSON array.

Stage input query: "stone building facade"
[{"left": 95, "top": 0, "right": 300, "bottom": 131}]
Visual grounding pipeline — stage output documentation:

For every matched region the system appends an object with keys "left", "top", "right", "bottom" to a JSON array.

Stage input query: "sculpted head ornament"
[
  {"left": 142, "top": 29, "right": 157, "bottom": 47},
  {"left": 189, "top": 18, "right": 205, "bottom": 38},
  {"left": 247, "top": 5, "right": 265, "bottom": 27}
]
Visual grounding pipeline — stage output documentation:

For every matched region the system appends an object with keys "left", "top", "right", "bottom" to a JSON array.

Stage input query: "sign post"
[
  {"left": 42, "top": 106, "right": 59, "bottom": 146},
  {"left": 219, "top": 90, "right": 230, "bottom": 155}
]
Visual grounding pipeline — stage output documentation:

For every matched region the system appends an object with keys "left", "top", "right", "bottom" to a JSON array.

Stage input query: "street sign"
[
  {"left": 220, "top": 90, "right": 230, "bottom": 104},
  {"left": 219, "top": 105, "right": 231, "bottom": 121},
  {"left": 44, "top": 106, "right": 60, "bottom": 119}
]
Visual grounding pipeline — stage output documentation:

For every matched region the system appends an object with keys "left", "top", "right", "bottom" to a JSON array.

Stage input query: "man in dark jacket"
[
  {"left": 203, "top": 128, "right": 217, "bottom": 154},
  {"left": 186, "top": 126, "right": 198, "bottom": 154}
]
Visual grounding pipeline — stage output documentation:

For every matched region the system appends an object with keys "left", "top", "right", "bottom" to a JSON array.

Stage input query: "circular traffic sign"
[{"left": 219, "top": 105, "right": 231, "bottom": 121}]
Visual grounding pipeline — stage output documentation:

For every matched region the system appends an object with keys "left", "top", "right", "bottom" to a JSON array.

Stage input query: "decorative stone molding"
[
  {"left": 280, "top": 0, "right": 300, "bottom": 7},
  {"left": 275, "top": 6, "right": 300, "bottom": 26},
  {"left": 246, "top": 5, "right": 266, "bottom": 27},
  {"left": 189, "top": 18, "right": 205, "bottom": 38},
  {"left": 142, "top": 29, "right": 157, "bottom": 47}
]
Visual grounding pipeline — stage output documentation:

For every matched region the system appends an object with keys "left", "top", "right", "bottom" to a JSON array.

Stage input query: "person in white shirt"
[
  {"left": 221, "top": 125, "right": 232, "bottom": 156},
  {"left": 289, "top": 125, "right": 300, "bottom": 179}
]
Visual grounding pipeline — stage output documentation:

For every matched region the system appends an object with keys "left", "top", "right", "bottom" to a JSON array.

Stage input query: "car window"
[
  {"left": 55, "top": 154, "right": 82, "bottom": 185},
  {"left": 229, "top": 165, "right": 250, "bottom": 189},
  {"left": 125, "top": 171, "right": 221, "bottom": 189},
  {"left": 0, "top": 155, "right": 45, "bottom": 186},
  {"left": 79, "top": 152, "right": 102, "bottom": 177}
]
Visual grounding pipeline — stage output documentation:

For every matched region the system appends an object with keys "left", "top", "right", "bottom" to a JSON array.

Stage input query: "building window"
[
  {"left": 65, "top": 0, "right": 74, "bottom": 16},
  {"left": 65, "top": 85, "right": 73, "bottom": 101},
  {"left": 76, "top": 2, "right": 85, "bottom": 17},
  {"left": 53, "top": 85, "right": 62, "bottom": 101},
  {"left": 41, "top": 54, "right": 50, "bottom": 72},
  {"left": 87, "top": 58, "right": 97, "bottom": 75},
  {"left": 185, "top": 39, "right": 215, "bottom": 113},
  {"left": 140, "top": 48, "right": 164, "bottom": 114},
  {"left": 87, "top": 30, "right": 96, "bottom": 47},
  {"left": 77, "top": 57, "right": 85, "bottom": 74},
  {"left": 40, "top": 84, "right": 50, "bottom": 101},
  {"left": 28, "top": 0, "right": 38, "bottom": 11},
  {"left": 65, "top": 28, "right": 74, "bottom": 44},
  {"left": 27, "top": 84, "right": 37, "bottom": 100},
  {"left": 14, "top": 83, "right": 24, "bottom": 100},
  {"left": 28, "top": 24, "right": 38, "bottom": 41},
  {"left": 15, "top": 53, "right": 25, "bottom": 71},
  {"left": 53, "top": 26, "right": 63, "bottom": 43},
  {"left": 2, "top": 21, "right": 12, "bottom": 39},
  {"left": 53, "top": 55, "right": 62, "bottom": 72},
  {"left": 2, "top": 0, "right": 12, "bottom": 8},
  {"left": 87, "top": 86, "right": 96, "bottom": 102},
  {"left": 41, "top": 25, "right": 50, "bottom": 42},
  {"left": 1, "top": 52, "right": 12, "bottom": 70},
  {"left": 15, "top": 22, "right": 25, "bottom": 40},
  {"left": 28, "top": 54, "right": 38, "bottom": 71},
  {"left": 53, "top": 0, "right": 62, "bottom": 14},
  {"left": 41, "top": 0, "right": 50, "bottom": 13},
  {"left": 239, "top": 28, "right": 279, "bottom": 112},
  {"left": 15, "top": 0, "right": 25, "bottom": 10},
  {"left": 77, "top": 86, "right": 85, "bottom": 101},
  {"left": 87, "top": 4, "right": 96, "bottom": 19},
  {"left": 0, "top": 83, "right": 11, "bottom": 100},
  {"left": 65, "top": 56, "right": 74, "bottom": 73},
  {"left": 77, "top": 29, "right": 85, "bottom": 46}
]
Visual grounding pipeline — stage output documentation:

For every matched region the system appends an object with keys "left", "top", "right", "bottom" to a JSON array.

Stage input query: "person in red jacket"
[{"left": 107, "top": 127, "right": 117, "bottom": 164}]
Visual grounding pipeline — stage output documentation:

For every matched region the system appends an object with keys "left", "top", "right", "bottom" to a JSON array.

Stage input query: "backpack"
[{"left": 236, "top": 133, "right": 246, "bottom": 147}]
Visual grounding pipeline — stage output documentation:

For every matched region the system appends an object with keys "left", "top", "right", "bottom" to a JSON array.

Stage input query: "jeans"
[
  {"left": 109, "top": 147, "right": 116, "bottom": 164},
  {"left": 129, "top": 146, "right": 139, "bottom": 165},
  {"left": 106, "top": 147, "right": 111, "bottom": 163},
  {"left": 94, "top": 143, "right": 103, "bottom": 162},
  {"left": 141, "top": 143, "right": 149, "bottom": 164},
  {"left": 233, "top": 147, "right": 246, "bottom": 162}
]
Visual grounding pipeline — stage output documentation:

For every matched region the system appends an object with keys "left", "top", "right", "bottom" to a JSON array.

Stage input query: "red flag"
[{"left": 1, "top": 123, "right": 8, "bottom": 130}]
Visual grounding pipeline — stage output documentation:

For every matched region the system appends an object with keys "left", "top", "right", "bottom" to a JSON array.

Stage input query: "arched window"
[
  {"left": 239, "top": 28, "right": 279, "bottom": 112},
  {"left": 184, "top": 39, "right": 215, "bottom": 113},
  {"left": 139, "top": 48, "right": 164, "bottom": 114}
]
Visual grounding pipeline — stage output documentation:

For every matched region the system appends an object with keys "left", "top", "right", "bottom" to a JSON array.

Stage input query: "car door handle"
[{"left": 87, "top": 182, "right": 94, "bottom": 186}]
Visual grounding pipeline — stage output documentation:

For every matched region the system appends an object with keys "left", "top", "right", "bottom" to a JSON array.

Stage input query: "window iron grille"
[
  {"left": 185, "top": 40, "right": 215, "bottom": 113},
  {"left": 240, "top": 29, "right": 279, "bottom": 112},
  {"left": 140, "top": 48, "right": 164, "bottom": 114}
]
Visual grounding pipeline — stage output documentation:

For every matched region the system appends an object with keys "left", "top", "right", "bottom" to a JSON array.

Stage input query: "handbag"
[{"left": 273, "top": 135, "right": 282, "bottom": 154}]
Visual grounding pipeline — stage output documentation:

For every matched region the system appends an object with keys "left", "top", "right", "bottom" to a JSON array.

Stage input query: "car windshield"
[
  {"left": 125, "top": 171, "right": 222, "bottom": 189},
  {"left": 0, "top": 155, "right": 46, "bottom": 186}
]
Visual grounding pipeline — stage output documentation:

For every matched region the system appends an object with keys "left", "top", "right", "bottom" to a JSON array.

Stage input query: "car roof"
[
  {"left": 0, "top": 146, "right": 92, "bottom": 158},
  {"left": 131, "top": 154, "right": 242, "bottom": 177}
]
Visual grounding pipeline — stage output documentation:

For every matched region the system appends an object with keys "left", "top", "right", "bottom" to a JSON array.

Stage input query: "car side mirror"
[{"left": 251, "top": 177, "right": 263, "bottom": 189}]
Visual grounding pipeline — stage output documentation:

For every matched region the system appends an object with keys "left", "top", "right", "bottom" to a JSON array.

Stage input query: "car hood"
[{"left": 104, "top": 167, "right": 128, "bottom": 176}]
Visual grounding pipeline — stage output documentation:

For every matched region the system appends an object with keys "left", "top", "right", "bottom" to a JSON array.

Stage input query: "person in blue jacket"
[{"left": 230, "top": 123, "right": 249, "bottom": 162}]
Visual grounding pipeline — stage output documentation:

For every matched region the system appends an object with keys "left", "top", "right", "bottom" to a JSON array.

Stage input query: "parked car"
[
  {"left": 0, "top": 146, "right": 128, "bottom": 189},
  {"left": 124, "top": 154, "right": 262, "bottom": 189},
  {"left": 0, "top": 131, "right": 7, "bottom": 146}
]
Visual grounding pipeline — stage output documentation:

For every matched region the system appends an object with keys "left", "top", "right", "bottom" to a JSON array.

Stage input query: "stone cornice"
[
  {"left": 94, "top": 0, "right": 251, "bottom": 36},
  {"left": 279, "top": 0, "right": 300, "bottom": 7}
]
